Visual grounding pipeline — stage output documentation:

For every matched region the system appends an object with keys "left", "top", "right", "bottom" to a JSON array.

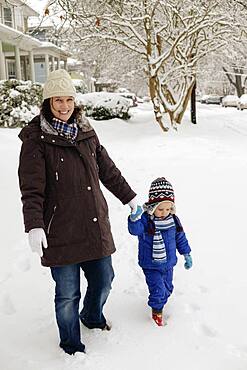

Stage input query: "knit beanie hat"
[
  {"left": 143, "top": 177, "right": 175, "bottom": 215},
  {"left": 42, "top": 69, "right": 76, "bottom": 101}
]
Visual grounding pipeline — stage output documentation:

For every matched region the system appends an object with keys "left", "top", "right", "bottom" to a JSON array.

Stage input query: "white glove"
[
  {"left": 128, "top": 196, "right": 138, "bottom": 213},
  {"left": 28, "top": 228, "right": 48, "bottom": 257}
]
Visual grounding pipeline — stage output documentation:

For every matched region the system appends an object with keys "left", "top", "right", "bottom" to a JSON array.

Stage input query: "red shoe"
[{"left": 152, "top": 312, "right": 164, "bottom": 326}]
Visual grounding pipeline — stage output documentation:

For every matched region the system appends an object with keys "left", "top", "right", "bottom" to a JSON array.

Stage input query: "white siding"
[{"left": 14, "top": 7, "right": 24, "bottom": 31}]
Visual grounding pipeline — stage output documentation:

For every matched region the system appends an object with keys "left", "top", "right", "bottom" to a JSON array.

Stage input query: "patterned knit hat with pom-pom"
[{"left": 143, "top": 177, "right": 175, "bottom": 215}]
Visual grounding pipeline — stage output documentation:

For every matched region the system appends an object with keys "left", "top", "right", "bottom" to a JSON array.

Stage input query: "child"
[{"left": 128, "top": 177, "right": 192, "bottom": 326}]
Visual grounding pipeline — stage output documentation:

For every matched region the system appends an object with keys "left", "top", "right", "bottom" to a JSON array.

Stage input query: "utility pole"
[
  {"left": 191, "top": 80, "right": 197, "bottom": 124},
  {"left": 190, "top": 51, "right": 197, "bottom": 125}
]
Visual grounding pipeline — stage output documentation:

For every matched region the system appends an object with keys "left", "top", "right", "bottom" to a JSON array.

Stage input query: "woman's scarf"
[{"left": 51, "top": 117, "right": 78, "bottom": 142}]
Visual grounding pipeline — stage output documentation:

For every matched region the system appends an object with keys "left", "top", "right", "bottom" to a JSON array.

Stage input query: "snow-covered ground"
[{"left": 0, "top": 103, "right": 247, "bottom": 370}]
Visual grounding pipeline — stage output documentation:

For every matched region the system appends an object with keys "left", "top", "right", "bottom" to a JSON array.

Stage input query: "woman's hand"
[
  {"left": 128, "top": 196, "right": 143, "bottom": 221},
  {"left": 28, "top": 228, "right": 48, "bottom": 257}
]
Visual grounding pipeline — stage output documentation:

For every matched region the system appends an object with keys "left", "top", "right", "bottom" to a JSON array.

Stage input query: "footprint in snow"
[
  {"left": 0, "top": 293, "right": 16, "bottom": 315},
  {"left": 0, "top": 272, "right": 12, "bottom": 284},
  {"left": 227, "top": 344, "right": 247, "bottom": 358},
  {"left": 184, "top": 302, "right": 201, "bottom": 314},
  {"left": 190, "top": 303, "right": 201, "bottom": 312},
  {"left": 15, "top": 256, "right": 31, "bottom": 272},
  {"left": 175, "top": 289, "right": 184, "bottom": 296},
  {"left": 201, "top": 324, "right": 218, "bottom": 338},
  {"left": 199, "top": 285, "right": 208, "bottom": 294}
]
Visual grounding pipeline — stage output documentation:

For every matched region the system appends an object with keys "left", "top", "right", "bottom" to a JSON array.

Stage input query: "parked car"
[
  {"left": 207, "top": 95, "right": 222, "bottom": 104},
  {"left": 200, "top": 94, "right": 222, "bottom": 104},
  {"left": 200, "top": 95, "right": 210, "bottom": 104},
  {"left": 221, "top": 95, "right": 239, "bottom": 107},
  {"left": 237, "top": 94, "right": 247, "bottom": 110},
  {"left": 200, "top": 95, "right": 209, "bottom": 104}
]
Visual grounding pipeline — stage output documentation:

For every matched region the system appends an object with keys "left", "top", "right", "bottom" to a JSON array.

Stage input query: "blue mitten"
[
  {"left": 130, "top": 205, "right": 143, "bottom": 222},
  {"left": 184, "top": 254, "right": 192, "bottom": 270}
]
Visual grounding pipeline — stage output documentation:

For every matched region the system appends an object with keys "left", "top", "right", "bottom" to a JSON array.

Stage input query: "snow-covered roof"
[
  {"left": 26, "top": 0, "right": 48, "bottom": 14},
  {"left": 33, "top": 41, "right": 71, "bottom": 57},
  {"left": 95, "top": 78, "right": 119, "bottom": 85},
  {"left": 67, "top": 58, "right": 83, "bottom": 66},
  {"left": 0, "top": 23, "right": 42, "bottom": 50},
  {"left": 26, "top": 0, "right": 64, "bottom": 28},
  {"left": 28, "top": 16, "right": 64, "bottom": 28}
]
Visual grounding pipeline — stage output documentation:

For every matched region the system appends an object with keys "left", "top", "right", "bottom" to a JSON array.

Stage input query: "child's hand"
[
  {"left": 130, "top": 205, "right": 143, "bottom": 222},
  {"left": 184, "top": 254, "right": 192, "bottom": 270}
]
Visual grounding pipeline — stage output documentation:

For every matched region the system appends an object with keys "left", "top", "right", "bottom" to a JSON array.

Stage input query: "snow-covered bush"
[
  {"left": 76, "top": 92, "right": 131, "bottom": 120},
  {"left": 72, "top": 79, "right": 88, "bottom": 94},
  {"left": 0, "top": 79, "right": 42, "bottom": 128},
  {"left": 0, "top": 82, "right": 130, "bottom": 127}
]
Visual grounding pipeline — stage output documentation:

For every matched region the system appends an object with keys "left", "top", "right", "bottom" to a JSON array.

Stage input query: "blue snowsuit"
[{"left": 128, "top": 212, "right": 191, "bottom": 311}]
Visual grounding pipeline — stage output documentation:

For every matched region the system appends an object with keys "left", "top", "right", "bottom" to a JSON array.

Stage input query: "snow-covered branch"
[{"left": 45, "top": 0, "right": 241, "bottom": 130}]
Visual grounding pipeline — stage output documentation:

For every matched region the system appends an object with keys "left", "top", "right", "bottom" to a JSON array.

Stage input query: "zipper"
[{"left": 47, "top": 205, "right": 57, "bottom": 234}]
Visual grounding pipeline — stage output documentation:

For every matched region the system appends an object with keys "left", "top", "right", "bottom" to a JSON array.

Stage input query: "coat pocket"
[{"left": 46, "top": 205, "right": 57, "bottom": 235}]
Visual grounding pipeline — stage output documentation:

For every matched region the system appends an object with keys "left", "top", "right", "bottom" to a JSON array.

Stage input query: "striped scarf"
[
  {"left": 51, "top": 117, "right": 78, "bottom": 142},
  {"left": 152, "top": 214, "right": 175, "bottom": 262}
]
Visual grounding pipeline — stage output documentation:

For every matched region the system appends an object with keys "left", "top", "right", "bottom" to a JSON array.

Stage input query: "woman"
[{"left": 18, "top": 69, "right": 139, "bottom": 355}]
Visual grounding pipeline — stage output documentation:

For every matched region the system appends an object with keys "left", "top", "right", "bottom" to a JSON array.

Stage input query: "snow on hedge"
[
  {"left": 76, "top": 92, "right": 131, "bottom": 120},
  {"left": 72, "top": 79, "right": 88, "bottom": 94},
  {"left": 0, "top": 80, "right": 42, "bottom": 128},
  {"left": 0, "top": 81, "right": 131, "bottom": 128}
]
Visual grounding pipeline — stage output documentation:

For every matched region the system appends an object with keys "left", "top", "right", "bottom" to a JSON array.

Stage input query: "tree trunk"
[
  {"left": 235, "top": 71, "right": 244, "bottom": 97},
  {"left": 149, "top": 76, "right": 169, "bottom": 132},
  {"left": 223, "top": 66, "right": 244, "bottom": 97},
  {"left": 155, "top": 79, "right": 195, "bottom": 127},
  {"left": 144, "top": 1, "right": 168, "bottom": 133},
  {"left": 176, "top": 80, "right": 195, "bottom": 124}
]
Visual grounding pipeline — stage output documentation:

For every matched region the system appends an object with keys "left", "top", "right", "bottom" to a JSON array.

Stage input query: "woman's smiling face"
[{"left": 50, "top": 96, "right": 75, "bottom": 121}]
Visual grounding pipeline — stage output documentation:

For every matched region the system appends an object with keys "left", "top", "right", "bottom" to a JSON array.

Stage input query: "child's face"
[{"left": 153, "top": 202, "right": 173, "bottom": 219}]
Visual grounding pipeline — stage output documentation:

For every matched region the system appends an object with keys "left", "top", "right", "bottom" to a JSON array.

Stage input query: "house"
[{"left": 0, "top": 0, "right": 70, "bottom": 82}]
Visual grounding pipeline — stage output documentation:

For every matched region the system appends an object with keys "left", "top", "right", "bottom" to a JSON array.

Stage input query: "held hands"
[
  {"left": 28, "top": 228, "right": 48, "bottom": 257},
  {"left": 184, "top": 254, "right": 193, "bottom": 270},
  {"left": 130, "top": 205, "right": 143, "bottom": 221},
  {"left": 128, "top": 196, "right": 143, "bottom": 221}
]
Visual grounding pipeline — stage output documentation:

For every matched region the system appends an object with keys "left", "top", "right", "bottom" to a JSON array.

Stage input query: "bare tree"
[
  {"left": 46, "top": 0, "right": 237, "bottom": 130},
  {"left": 220, "top": 1, "right": 247, "bottom": 97},
  {"left": 222, "top": 63, "right": 247, "bottom": 98}
]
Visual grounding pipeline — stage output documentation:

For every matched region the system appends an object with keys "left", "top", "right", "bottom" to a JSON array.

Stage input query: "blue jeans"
[
  {"left": 50, "top": 256, "right": 114, "bottom": 355},
  {"left": 143, "top": 268, "right": 174, "bottom": 312}
]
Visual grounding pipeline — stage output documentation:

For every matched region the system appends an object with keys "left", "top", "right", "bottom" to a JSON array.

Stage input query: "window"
[
  {"left": 4, "top": 7, "right": 13, "bottom": 27},
  {"left": 7, "top": 60, "right": 16, "bottom": 79}
]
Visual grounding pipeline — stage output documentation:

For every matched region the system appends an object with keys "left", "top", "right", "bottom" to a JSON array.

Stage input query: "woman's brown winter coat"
[{"left": 18, "top": 115, "right": 136, "bottom": 267}]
